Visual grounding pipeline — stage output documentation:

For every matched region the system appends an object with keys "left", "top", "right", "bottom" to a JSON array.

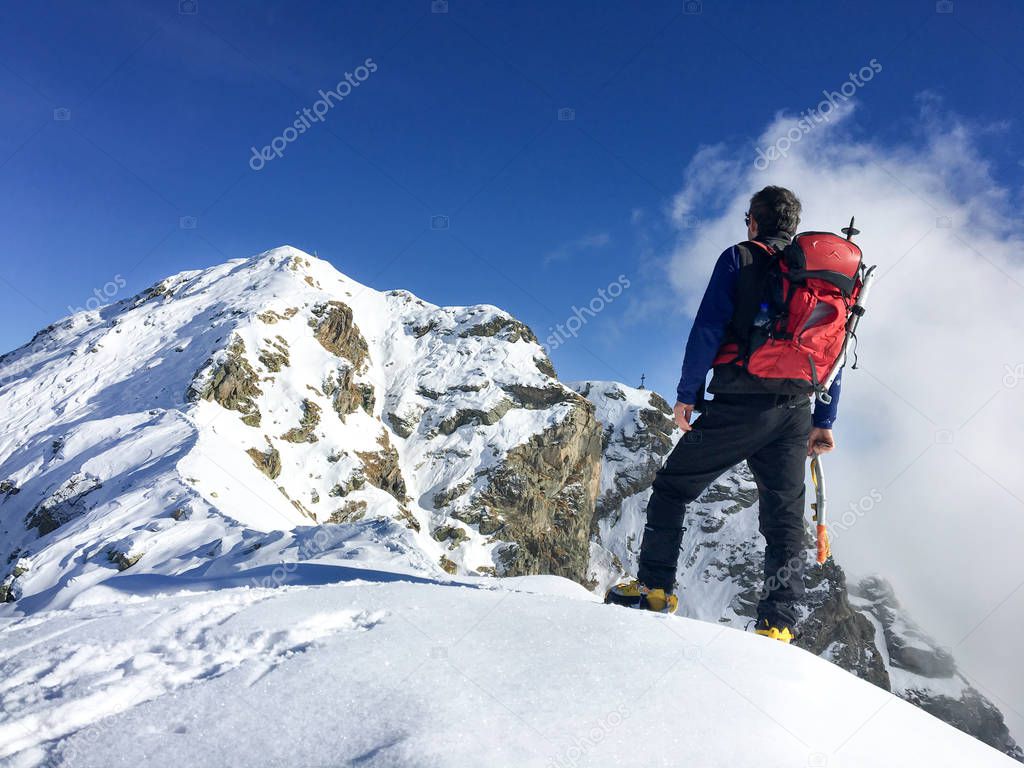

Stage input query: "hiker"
[{"left": 606, "top": 186, "right": 844, "bottom": 643}]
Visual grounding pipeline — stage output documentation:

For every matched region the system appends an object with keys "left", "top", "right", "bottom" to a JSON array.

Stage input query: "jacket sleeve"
[
  {"left": 812, "top": 367, "right": 842, "bottom": 428},
  {"left": 676, "top": 247, "right": 739, "bottom": 404}
]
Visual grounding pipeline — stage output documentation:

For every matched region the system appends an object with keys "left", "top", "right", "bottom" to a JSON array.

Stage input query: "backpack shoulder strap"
[
  {"left": 728, "top": 241, "right": 778, "bottom": 344},
  {"left": 742, "top": 239, "right": 777, "bottom": 255},
  {"left": 733, "top": 240, "right": 778, "bottom": 272}
]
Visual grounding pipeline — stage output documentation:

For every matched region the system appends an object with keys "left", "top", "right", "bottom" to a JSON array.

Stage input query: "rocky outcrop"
[
  {"left": 280, "top": 399, "right": 321, "bottom": 443},
  {"left": 795, "top": 557, "right": 891, "bottom": 689},
  {"left": 437, "top": 401, "right": 513, "bottom": 435},
  {"left": 458, "top": 314, "right": 537, "bottom": 343},
  {"left": 311, "top": 301, "right": 368, "bottom": 369},
  {"left": 585, "top": 384, "right": 676, "bottom": 524},
  {"left": 256, "top": 307, "right": 298, "bottom": 324},
  {"left": 904, "top": 688, "right": 1023, "bottom": 760},
  {"left": 258, "top": 336, "right": 290, "bottom": 372},
  {"left": 1, "top": 558, "right": 29, "bottom": 602},
  {"left": 107, "top": 546, "right": 143, "bottom": 571},
  {"left": 323, "top": 366, "right": 373, "bottom": 422},
  {"left": 386, "top": 409, "right": 419, "bottom": 438},
  {"left": 855, "top": 576, "right": 956, "bottom": 677},
  {"left": 853, "top": 576, "right": 1023, "bottom": 760},
  {"left": 189, "top": 336, "right": 263, "bottom": 427},
  {"left": 432, "top": 524, "right": 470, "bottom": 549},
  {"left": 533, "top": 354, "right": 556, "bottom": 378},
  {"left": 328, "top": 500, "right": 367, "bottom": 524},
  {"left": 25, "top": 473, "right": 103, "bottom": 536},
  {"left": 246, "top": 445, "right": 282, "bottom": 480},
  {"left": 355, "top": 431, "right": 407, "bottom": 502},
  {"left": 329, "top": 473, "right": 366, "bottom": 498},
  {"left": 478, "top": 397, "right": 603, "bottom": 582},
  {"left": 501, "top": 383, "right": 573, "bottom": 410}
]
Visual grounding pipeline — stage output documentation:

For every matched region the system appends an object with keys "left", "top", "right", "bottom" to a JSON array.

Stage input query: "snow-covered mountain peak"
[{"left": 0, "top": 247, "right": 595, "bottom": 616}]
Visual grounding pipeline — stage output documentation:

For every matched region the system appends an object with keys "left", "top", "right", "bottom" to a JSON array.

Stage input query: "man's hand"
[
  {"left": 674, "top": 402, "right": 694, "bottom": 432},
  {"left": 808, "top": 427, "right": 835, "bottom": 456}
]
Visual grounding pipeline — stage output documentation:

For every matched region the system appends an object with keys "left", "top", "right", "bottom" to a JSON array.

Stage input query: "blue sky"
[{"left": 2, "top": 0, "right": 1023, "bottom": 400}]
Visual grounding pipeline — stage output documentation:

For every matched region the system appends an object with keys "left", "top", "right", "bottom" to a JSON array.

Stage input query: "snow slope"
[{"left": 0, "top": 571, "right": 1017, "bottom": 768}]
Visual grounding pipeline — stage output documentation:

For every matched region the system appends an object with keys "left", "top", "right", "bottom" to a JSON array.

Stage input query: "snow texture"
[{"left": 1, "top": 571, "right": 1018, "bottom": 767}]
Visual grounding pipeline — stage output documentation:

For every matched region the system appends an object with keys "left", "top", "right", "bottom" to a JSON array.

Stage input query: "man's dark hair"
[{"left": 749, "top": 186, "right": 801, "bottom": 237}]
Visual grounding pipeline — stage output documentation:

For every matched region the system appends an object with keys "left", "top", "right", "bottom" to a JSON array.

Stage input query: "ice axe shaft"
[{"left": 810, "top": 454, "right": 830, "bottom": 564}]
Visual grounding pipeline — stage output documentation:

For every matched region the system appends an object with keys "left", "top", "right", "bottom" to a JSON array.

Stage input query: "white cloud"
[
  {"left": 544, "top": 231, "right": 611, "bottom": 266},
  {"left": 665, "top": 99, "right": 1024, "bottom": 736}
]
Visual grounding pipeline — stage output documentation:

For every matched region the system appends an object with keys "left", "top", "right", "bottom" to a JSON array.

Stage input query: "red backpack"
[{"left": 712, "top": 232, "right": 864, "bottom": 399}]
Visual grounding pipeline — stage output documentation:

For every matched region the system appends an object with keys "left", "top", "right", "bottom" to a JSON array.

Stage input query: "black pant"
[{"left": 637, "top": 393, "right": 812, "bottom": 629}]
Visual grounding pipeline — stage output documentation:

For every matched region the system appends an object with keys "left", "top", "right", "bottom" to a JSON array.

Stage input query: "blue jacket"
[{"left": 676, "top": 244, "right": 842, "bottom": 429}]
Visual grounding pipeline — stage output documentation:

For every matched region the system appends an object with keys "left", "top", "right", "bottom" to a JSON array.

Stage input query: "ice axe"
[
  {"left": 818, "top": 215, "right": 877, "bottom": 405},
  {"left": 809, "top": 454, "right": 830, "bottom": 564}
]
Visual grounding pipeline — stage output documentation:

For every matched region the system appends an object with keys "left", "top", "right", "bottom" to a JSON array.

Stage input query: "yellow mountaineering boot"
[
  {"left": 753, "top": 618, "right": 795, "bottom": 643},
  {"left": 604, "top": 579, "right": 679, "bottom": 614}
]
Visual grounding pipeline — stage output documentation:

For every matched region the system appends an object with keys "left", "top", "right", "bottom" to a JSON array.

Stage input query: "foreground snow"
[{"left": 0, "top": 569, "right": 1016, "bottom": 768}]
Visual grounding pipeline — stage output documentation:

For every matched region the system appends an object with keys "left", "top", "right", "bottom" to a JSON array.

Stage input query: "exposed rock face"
[
  {"left": 579, "top": 382, "right": 1022, "bottom": 761},
  {"left": 501, "top": 383, "right": 572, "bottom": 410},
  {"left": 280, "top": 399, "right": 321, "bottom": 443},
  {"left": 246, "top": 446, "right": 282, "bottom": 479},
  {"left": 257, "top": 336, "right": 290, "bottom": 372},
  {"left": 25, "top": 473, "right": 103, "bottom": 536},
  {"left": 576, "top": 382, "right": 676, "bottom": 525},
  {"left": 328, "top": 500, "right": 367, "bottom": 524},
  {"left": 355, "top": 431, "right": 407, "bottom": 502},
  {"left": 534, "top": 354, "right": 556, "bottom": 378},
  {"left": 854, "top": 576, "right": 955, "bottom": 677},
  {"left": 1, "top": 558, "right": 29, "bottom": 602},
  {"left": 852, "top": 576, "right": 1023, "bottom": 760},
  {"left": 311, "top": 301, "right": 368, "bottom": 369},
  {"left": 905, "top": 688, "right": 1022, "bottom": 760},
  {"left": 437, "top": 401, "right": 512, "bottom": 435},
  {"left": 107, "top": 546, "right": 142, "bottom": 571},
  {"left": 432, "top": 524, "right": 470, "bottom": 549},
  {"left": 323, "top": 366, "right": 371, "bottom": 422},
  {"left": 189, "top": 336, "right": 263, "bottom": 426},
  {"left": 329, "top": 473, "right": 365, "bottom": 498},
  {"left": 479, "top": 395, "right": 603, "bottom": 582},
  {"left": 795, "top": 556, "right": 891, "bottom": 689},
  {"left": 458, "top": 315, "right": 537, "bottom": 343}
]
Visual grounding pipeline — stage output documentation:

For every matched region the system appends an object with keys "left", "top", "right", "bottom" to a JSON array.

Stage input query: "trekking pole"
[
  {"left": 809, "top": 454, "right": 830, "bottom": 563},
  {"left": 818, "top": 216, "right": 877, "bottom": 404}
]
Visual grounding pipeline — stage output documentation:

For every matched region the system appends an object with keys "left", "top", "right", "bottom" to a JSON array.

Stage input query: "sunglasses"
[{"left": 744, "top": 212, "right": 751, "bottom": 226}]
